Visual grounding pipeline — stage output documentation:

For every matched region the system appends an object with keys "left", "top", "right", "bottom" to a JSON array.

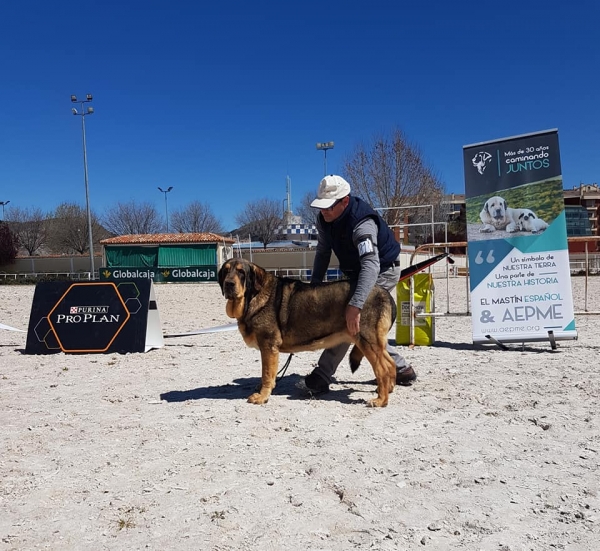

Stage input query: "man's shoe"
[
  {"left": 297, "top": 371, "right": 330, "bottom": 395},
  {"left": 396, "top": 365, "right": 417, "bottom": 386}
]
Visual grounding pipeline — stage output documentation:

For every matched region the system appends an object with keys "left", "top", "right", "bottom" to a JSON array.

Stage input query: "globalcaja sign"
[{"left": 99, "top": 266, "right": 218, "bottom": 283}]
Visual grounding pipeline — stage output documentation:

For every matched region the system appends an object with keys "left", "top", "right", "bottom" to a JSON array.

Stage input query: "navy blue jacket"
[{"left": 317, "top": 196, "right": 400, "bottom": 279}]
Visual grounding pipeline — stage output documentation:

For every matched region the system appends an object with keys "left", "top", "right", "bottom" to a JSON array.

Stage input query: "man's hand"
[{"left": 345, "top": 305, "right": 361, "bottom": 336}]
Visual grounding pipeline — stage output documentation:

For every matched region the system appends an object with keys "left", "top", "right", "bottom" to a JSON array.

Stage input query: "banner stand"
[
  {"left": 484, "top": 329, "right": 558, "bottom": 351},
  {"left": 144, "top": 282, "right": 164, "bottom": 352},
  {"left": 483, "top": 335, "right": 509, "bottom": 350}
]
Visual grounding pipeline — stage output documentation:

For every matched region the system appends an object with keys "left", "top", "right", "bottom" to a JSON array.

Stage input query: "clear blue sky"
[{"left": 1, "top": 0, "right": 598, "bottom": 231}]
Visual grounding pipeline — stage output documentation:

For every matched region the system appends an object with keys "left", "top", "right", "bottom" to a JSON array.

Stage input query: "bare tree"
[
  {"left": 342, "top": 127, "right": 446, "bottom": 243},
  {"left": 170, "top": 201, "right": 224, "bottom": 234},
  {"left": 6, "top": 206, "right": 47, "bottom": 256},
  {"left": 235, "top": 198, "right": 282, "bottom": 249},
  {"left": 103, "top": 201, "right": 163, "bottom": 235},
  {"left": 48, "top": 202, "right": 104, "bottom": 254},
  {"left": 295, "top": 191, "right": 319, "bottom": 226}
]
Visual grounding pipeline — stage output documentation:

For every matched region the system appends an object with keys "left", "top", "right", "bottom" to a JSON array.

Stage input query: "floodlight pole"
[
  {"left": 71, "top": 94, "right": 95, "bottom": 279},
  {"left": 158, "top": 186, "right": 173, "bottom": 231},
  {"left": 316, "top": 141, "right": 335, "bottom": 176},
  {"left": 0, "top": 200, "right": 9, "bottom": 220}
]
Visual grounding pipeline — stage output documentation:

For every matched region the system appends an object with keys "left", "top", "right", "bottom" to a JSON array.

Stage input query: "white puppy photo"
[{"left": 517, "top": 209, "right": 549, "bottom": 233}]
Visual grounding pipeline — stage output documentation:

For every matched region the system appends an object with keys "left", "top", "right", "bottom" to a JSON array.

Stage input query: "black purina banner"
[{"left": 25, "top": 280, "right": 155, "bottom": 354}]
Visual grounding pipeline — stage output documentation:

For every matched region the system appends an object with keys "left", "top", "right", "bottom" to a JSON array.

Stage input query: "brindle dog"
[{"left": 218, "top": 259, "right": 397, "bottom": 407}]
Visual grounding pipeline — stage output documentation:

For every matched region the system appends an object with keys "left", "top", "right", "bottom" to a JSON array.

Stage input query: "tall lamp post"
[
  {"left": 158, "top": 186, "right": 173, "bottom": 232},
  {"left": 0, "top": 200, "right": 9, "bottom": 220},
  {"left": 71, "top": 94, "right": 95, "bottom": 279},
  {"left": 316, "top": 141, "right": 335, "bottom": 176}
]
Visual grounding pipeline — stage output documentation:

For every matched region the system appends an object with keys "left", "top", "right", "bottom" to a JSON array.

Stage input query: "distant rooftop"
[{"left": 100, "top": 233, "right": 235, "bottom": 245}]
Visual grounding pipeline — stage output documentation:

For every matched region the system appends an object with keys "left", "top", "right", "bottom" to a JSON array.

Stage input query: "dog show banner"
[
  {"left": 463, "top": 129, "right": 577, "bottom": 345},
  {"left": 25, "top": 279, "right": 164, "bottom": 354},
  {"left": 99, "top": 266, "right": 218, "bottom": 283}
]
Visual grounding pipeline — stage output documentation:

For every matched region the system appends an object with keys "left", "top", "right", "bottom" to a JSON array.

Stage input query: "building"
[
  {"left": 563, "top": 183, "right": 600, "bottom": 230},
  {"left": 99, "top": 232, "right": 235, "bottom": 283}
]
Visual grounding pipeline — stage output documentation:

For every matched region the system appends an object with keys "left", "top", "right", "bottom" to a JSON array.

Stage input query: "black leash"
[
  {"left": 277, "top": 353, "right": 294, "bottom": 381},
  {"left": 254, "top": 354, "right": 295, "bottom": 392}
]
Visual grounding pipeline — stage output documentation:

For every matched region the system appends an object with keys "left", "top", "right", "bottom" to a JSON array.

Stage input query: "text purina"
[{"left": 70, "top": 306, "right": 109, "bottom": 314}]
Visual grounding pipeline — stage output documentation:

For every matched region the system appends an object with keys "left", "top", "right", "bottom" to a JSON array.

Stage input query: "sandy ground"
[{"left": 1, "top": 276, "right": 599, "bottom": 551}]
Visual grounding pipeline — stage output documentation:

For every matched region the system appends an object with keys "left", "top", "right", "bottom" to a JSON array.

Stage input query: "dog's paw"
[
  {"left": 479, "top": 227, "right": 493, "bottom": 233},
  {"left": 247, "top": 392, "right": 269, "bottom": 405},
  {"left": 367, "top": 397, "right": 388, "bottom": 408}
]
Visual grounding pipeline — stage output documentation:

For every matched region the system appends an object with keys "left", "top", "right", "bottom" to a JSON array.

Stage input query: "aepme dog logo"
[{"left": 472, "top": 151, "right": 493, "bottom": 175}]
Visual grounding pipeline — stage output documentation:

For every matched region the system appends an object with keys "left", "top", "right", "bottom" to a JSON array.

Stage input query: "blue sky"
[{"left": 1, "top": 0, "right": 598, "bottom": 231}]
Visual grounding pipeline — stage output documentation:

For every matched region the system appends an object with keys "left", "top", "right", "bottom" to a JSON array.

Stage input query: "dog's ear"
[
  {"left": 484, "top": 200, "right": 490, "bottom": 214},
  {"left": 531, "top": 212, "right": 537, "bottom": 219},
  {"left": 218, "top": 262, "right": 229, "bottom": 295},
  {"left": 503, "top": 200, "right": 507, "bottom": 211},
  {"left": 519, "top": 213, "right": 524, "bottom": 220},
  {"left": 250, "top": 262, "right": 266, "bottom": 292}
]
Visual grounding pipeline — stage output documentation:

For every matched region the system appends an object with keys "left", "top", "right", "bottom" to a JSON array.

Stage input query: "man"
[{"left": 299, "top": 174, "right": 417, "bottom": 394}]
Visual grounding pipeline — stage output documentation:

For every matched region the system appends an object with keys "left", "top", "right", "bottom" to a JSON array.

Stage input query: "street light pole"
[
  {"left": 316, "top": 141, "right": 335, "bottom": 176},
  {"left": 158, "top": 187, "right": 173, "bottom": 231},
  {"left": 0, "top": 200, "right": 9, "bottom": 220},
  {"left": 71, "top": 94, "right": 95, "bottom": 279}
]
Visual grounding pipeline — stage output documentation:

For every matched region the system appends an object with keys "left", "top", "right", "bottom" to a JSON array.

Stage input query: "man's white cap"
[{"left": 310, "top": 175, "right": 351, "bottom": 209}]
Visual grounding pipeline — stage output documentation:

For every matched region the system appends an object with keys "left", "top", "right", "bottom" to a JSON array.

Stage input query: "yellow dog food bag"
[{"left": 396, "top": 273, "right": 435, "bottom": 346}]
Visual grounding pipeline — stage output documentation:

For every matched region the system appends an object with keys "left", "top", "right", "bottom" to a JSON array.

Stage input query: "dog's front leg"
[{"left": 247, "top": 347, "right": 279, "bottom": 405}]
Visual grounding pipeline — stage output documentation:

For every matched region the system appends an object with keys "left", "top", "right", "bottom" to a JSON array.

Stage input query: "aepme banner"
[{"left": 463, "top": 129, "right": 577, "bottom": 344}]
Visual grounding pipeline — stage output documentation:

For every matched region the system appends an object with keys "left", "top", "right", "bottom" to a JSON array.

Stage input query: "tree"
[
  {"left": 103, "top": 201, "right": 163, "bottom": 235},
  {"left": 170, "top": 201, "right": 224, "bottom": 234},
  {"left": 0, "top": 221, "right": 19, "bottom": 265},
  {"left": 235, "top": 198, "right": 282, "bottom": 249},
  {"left": 445, "top": 204, "right": 467, "bottom": 250},
  {"left": 6, "top": 206, "right": 47, "bottom": 256},
  {"left": 47, "top": 202, "right": 104, "bottom": 255},
  {"left": 295, "top": 191, "right": 319, "bottom": 226},
  {"left": 342, "top": 127, "right": 446, "bottom": 244}
]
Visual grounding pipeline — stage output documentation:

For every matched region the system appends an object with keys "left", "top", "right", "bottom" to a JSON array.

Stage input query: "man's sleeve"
[{"left": 349, "top": 218, "right": 379, "bottom": 309}]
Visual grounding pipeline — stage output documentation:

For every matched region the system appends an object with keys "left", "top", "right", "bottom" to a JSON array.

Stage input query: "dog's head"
[
  {"left": 483, "top": 196, "right": 508, "bottom": 223},
  {"left": 218, "top": 259, "right": 266, "bottom": 319},
  {"left": 518, "top": 209, "right": 547, "bottom": 232},
  {"left": 518, "top": 209, "right": 536, "bottom": 225},
  {"left": 472, "top": 152, "right": 492, "bottom": 174}
]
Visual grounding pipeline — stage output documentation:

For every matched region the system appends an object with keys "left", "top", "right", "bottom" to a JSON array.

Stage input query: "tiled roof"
[{"left": 100, "top": 233, "right": 236, "bottom": 245}]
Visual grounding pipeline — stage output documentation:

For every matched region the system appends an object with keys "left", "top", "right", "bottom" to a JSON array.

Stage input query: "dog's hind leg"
[
  {"left": 247, "top": 346, "right": 280, "bottom": 405},
  {"left": 349, "top": 345, "right": 364, "bottom": 373},
  {"left": 356, "top": 340, "right": 394, "bottom": 407}
]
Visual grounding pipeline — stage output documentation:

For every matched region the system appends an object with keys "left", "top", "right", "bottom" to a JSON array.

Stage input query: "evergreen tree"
[{"left": 0, "top": 222, "right": 19, "bottom": 265}]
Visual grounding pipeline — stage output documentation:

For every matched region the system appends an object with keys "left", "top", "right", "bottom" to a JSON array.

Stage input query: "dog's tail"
[{"left": 349, "top": 345, "right": 364, "bottom": 374}]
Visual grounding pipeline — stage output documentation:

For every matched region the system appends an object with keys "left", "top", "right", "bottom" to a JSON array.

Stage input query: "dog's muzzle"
[{"left": 223, "top": 280, "right": 240, "bottom": 299}]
